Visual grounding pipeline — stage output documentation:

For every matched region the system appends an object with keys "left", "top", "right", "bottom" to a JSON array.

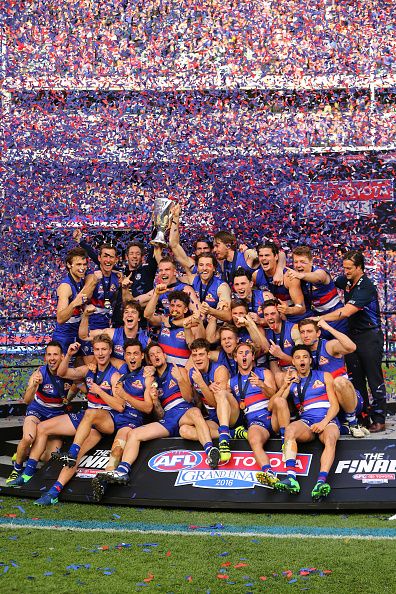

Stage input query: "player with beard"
[
  {"left": 100, "top": 343, "right": 222, "bottom": 485},
  {"left": 182, "top": 253, "right": 232, "bottom": 324}
]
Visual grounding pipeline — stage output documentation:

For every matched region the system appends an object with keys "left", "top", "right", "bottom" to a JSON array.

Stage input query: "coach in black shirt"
[{"left": 322, "top": 250, "right": 386, "bottom": 432}]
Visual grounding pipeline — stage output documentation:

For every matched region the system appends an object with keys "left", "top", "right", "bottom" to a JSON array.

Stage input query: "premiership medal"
[{"left": 239, "top": 401, "right": 246, "bottom": 410}]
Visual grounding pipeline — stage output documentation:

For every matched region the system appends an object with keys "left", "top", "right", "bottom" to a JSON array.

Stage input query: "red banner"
[{"left": 309, "top": 179, "right": 393, "bottom": 202}]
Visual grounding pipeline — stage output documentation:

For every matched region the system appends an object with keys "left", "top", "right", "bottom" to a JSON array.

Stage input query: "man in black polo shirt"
[{"left": 322, "top": 250, "right": 386, "bottom": 433}]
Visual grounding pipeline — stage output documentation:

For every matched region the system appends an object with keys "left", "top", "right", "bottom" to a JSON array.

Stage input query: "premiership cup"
[{"left": 150, "top": 197, "right": 173, "bottom": 247}]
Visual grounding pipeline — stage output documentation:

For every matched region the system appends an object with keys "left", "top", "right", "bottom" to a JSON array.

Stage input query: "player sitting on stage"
[
  {"left": 273, "top": 345, "right": 340, "bottom": 501},
  {"left": 99, "top": 343, "right": 222, "bottom": 485}
]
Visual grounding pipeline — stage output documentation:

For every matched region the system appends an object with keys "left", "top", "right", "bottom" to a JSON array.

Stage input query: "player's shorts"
[
  {"left": 159, "top": 404, "right": 193, "bottom": 437},
  {"left": 110, "top": 409, "right": 143, "bottom": 432},
  {"left": 246, "top": 409, "right": 277, "bottom": 435},
  {"left": 203, "top": 406, "right": 219, "bottom": 425},
  {"left": 300, "top": 412, "right": 340, "bottom": 430},
  {"left": 68, "top": 410, "right": 86, "bottom": 430},
  {"left": 26, "top": 401, "right": 65, "bottom": 422}
]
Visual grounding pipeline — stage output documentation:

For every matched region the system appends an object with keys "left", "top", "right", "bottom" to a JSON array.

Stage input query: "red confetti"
[
  {"left": 260, "top": 576, "right": 267, "bottom": 581},
  {"left": 143, "top": 573, "right": 154, "bottom": 583},
  {"left": 221, "top": 562, "right": 232, "bottom": 567},
  {"left": 217, "top": 574, "right": 229, "bottom": 580},
  {"left": 234, "top": 563, "right": 248, "bottom": 568},
  {"left": 166, "top": 551, "right": 171, "bottom": 557}
]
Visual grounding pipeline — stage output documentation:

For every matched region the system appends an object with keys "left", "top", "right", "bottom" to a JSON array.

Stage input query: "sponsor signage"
[
  {"left": 309, "top": 179, "right": 393, "bottom": 203},
  {"left": 333, "top": 450, "right": 396, "bottom": 487},
  {"left": 148, "top": 449, "right": 312, "bottom": 490}
]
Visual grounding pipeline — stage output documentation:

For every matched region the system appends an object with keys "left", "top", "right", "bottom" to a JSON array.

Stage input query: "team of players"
[{"left": 6, "top": 217, "right": 387, "bottom": 505}]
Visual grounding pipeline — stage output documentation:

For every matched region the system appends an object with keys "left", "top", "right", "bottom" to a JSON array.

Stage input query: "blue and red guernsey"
[
  {"left": 89, "top": 271, "right": 120, "bottom": 329},
  {"left": 290, "top": 370, "right": 330, "bottom": 416},
  {"left": 257, "top": 267, "right": 309, "bottom": 322},
  {"left": 157, "top": 281, "right": 188, "bottom": 315},
  {"left": 112, "top": 327, "right": 149, "bottom": 360},
  {"left": 302, "top": 266, "right": 343, "bottom": 315},
  {"left": 192, "top": 275, "right": 224, "bottom": 308},
  {"left": 34, "top": 365, "right": 69, "bottom": 408},
  {"left": 156, "top": 364, "right": 189, "bottom": 412},
  {"left": 85, "top": 364, "right": 119, "bottom": 409},
  {"left": 265, "top": 320, "right": 295, "bottom": 367},
  {"left": 120, "top": 367, "right": 147, "bottom": 425},
  {"left": 158, "top": 322, "right": 191, "bottom": 367},
  {"left": 230, "top": 367, "right": 269, "bottom": 421},
  {"left": 311, "top": 339, "right": 348, "bottom": 379},
  {"left": 53, "top": 275, "right": 84, "bottom": 339},
  {"left": 188, "top": 361, "right": 224, "bottom": 417}
]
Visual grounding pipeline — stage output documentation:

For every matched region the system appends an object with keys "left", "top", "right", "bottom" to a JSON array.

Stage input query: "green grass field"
[{"left": 1, "top": 497, "right": 396, "bottom": 593}]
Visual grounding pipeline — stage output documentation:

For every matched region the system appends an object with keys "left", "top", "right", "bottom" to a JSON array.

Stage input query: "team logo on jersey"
[
  {"left": 110, "top": 283, "right": 117, "bottom": 292},
  {"left": 100, "top": 381, "right": 111, "bottom": 389},
  {"left": 168, "top": 379, "right": 177, "bottom": 389},
  {"left": 114, "top": 345, "right": 124, "bottom": 356},
  {"left": 43, "top": 384, "right": 54, "bottom": 393},
  {"left": 176, "top": 330, "right": 185, "bottom": 340},
  {"left": 319, "top": 356, "right": 329, "bottom": 365},
  {"left": 131, "top": 380, "right": 143, "bottom": 389},
  {"left": 312, "top": 380, "right": 325, "bottom": 389},
  {"left": 161, "top": 327, "right": 170, "bottom": 337},
  {"left": 284, "top": 339, "right": 292, "bottom": 348},
  {"left": 148, "top": 449, "right": 312, "bottom": 490}
]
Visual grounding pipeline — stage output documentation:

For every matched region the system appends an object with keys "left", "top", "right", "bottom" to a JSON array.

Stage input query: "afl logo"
[{"left": 148, "top": 449, "right": 202, "bottom": 473}]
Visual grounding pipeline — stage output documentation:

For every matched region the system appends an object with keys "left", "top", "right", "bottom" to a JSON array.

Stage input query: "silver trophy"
[{"left": 150, "top": 197, "right": 173, "bottom": 247}]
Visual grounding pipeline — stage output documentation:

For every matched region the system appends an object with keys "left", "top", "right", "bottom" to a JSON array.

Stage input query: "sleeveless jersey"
[
  {"left": 230, "top": 367, "right": 269, "bottom": 420},
  {"left": 265, "top": 320, "right": 295, "bottom": 367},
  {"left": 120, "top": 366, "right": 147, "bottom": 425},
  {"left": 217, "top": 349, "right": 238, "bottom": 377},
  {"left": 192, "top": 275, "right": 224, "bottom": 308},
  {"left": 85, "top": 363, "right": 119, "bottom": 409},
  {"left": 188, "top": 361, "right": 222, "bottom": 418},
  {"left": 34, "top": 365, "right": 69, "bottom": 408},
  {"left": 89, "top": 271, "right": 120, "bottom": 330},
  {"left": 156, "top": 364, "right": 190, "bottom": 412},
  {"left": 311, "top": 338, "right": 348, "bottom": 379},
  {"left": 158, "top": 321, "right": 191, "bottom": 367},
  {"left": 290, "top": 370, "right": 330, "bottom": 418},
  {"left": 220, "top": 251, "right": 256, "bottom": 286},
  {"left": 256, "top": 267, "right": 308, "bottom": 322},
  {"left": 53, "top": 274, "right": 84, "bottom": 340},
  {"left": 112, "top": 326, "right": 149, "bottom": 360},
  {"left": 157, "top": 281, "right": 189, "bottom": 315},
  {"left": 301, "top": 266, "right": 342, "bottom": 315}
]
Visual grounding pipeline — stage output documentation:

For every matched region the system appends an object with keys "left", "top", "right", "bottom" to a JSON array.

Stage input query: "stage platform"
[{"left": 1, "top": 412, "right": 395, "bottom": 511}]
